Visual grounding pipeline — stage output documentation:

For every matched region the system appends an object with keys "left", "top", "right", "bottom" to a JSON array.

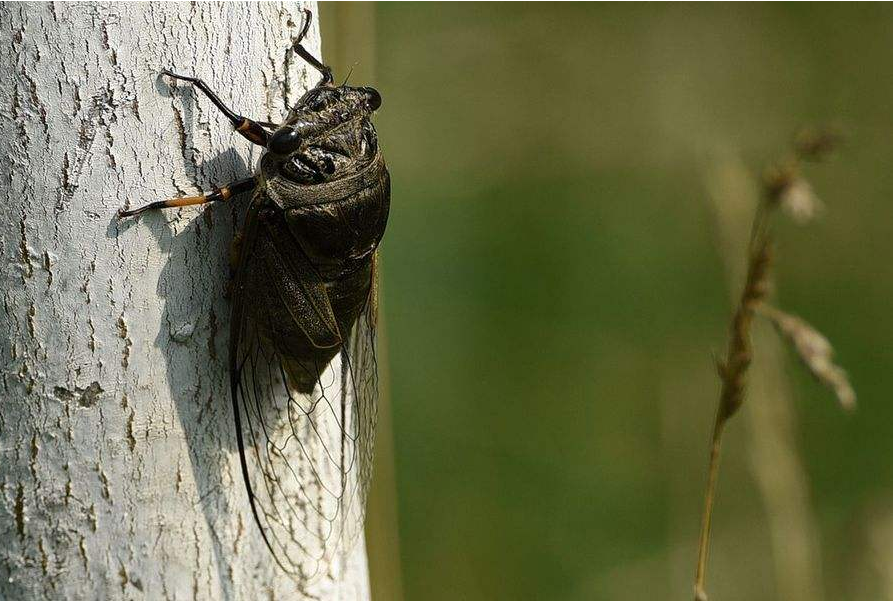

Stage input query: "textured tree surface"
[{"left": 0, "top": 2, "right": 369, "bottom": 599}]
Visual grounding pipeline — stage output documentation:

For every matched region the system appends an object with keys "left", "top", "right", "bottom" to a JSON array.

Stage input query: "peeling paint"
[
  {"left": 53, "top": 381, "right": 104, "bottom": 408},
  {"left": 42, "top": 250, "right": 56, "bottom": 287},
  {"left": 207, "top": 309, "right": 218, "bottom": 360},
  {"left": 19, "top": 218, "right": 33, "bottom": 281},
  {"left": 14, "top": 483, "right": 26, "bottom": 540},
  {"left": 170, "top": 321, "right": 195, "bottom": 343},
  {"left": 116, "top": 315, "right": 131, "bottom": 368}
]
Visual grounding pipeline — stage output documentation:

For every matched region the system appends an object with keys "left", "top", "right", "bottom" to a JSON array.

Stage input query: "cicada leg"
[
  {"left": 161, "top": 70, "right": 274, "bottom": 146},
  {"left": 294, "top": 9, "right": 333, "bottom": 86},
  {"left": 118, "top": 176, "right": 257, "bottom": 219}
]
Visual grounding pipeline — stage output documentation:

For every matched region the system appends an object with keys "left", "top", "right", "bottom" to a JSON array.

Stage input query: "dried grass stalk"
[{"left": 693, "top": 128, "right": 852, "bottom": 601}]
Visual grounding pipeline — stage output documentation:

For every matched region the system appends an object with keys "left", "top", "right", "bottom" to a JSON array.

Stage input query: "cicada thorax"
[{"left": 242, "top": 90, "right": 390, "bottom": 394}]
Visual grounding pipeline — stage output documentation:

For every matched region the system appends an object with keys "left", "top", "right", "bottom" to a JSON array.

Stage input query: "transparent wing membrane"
[{"left": 231, "top": 270, "right": 379, "bottom": 583}]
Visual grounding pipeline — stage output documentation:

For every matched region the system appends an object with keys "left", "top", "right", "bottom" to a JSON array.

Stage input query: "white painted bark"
[{"left": 0, "top": 3, "right": 370, "bottom": 599}]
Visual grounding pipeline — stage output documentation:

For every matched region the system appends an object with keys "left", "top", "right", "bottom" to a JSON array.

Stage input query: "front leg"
[{"left": 162, "top": 70, "right": 273, "bottom": 146}]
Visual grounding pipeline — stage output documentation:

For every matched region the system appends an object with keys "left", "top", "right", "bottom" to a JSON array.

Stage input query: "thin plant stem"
[
  {"left": 693, "top": 198, "right": 773, "bottom": 601},
  {"left": 694, "top": 419, "right": 725, "bottom": 601}
]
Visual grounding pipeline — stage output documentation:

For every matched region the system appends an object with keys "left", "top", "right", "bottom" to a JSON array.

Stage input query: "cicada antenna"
[
  {"left": 341, "top": 64, "right": 356, "bottom": 87},
  {"left": 295, "top": 8, "right": 333, "bottom": 87}
]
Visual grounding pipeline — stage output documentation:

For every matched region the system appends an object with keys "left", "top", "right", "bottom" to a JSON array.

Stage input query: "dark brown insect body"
[
  {"left": 240, "top": 83, "right": 389, "bottom": 394},
  {"left": 120, "top": 11, "right": 388, "bottom": 582}
]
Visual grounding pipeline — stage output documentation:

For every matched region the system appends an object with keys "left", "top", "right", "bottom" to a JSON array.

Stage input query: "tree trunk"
[{"left": 0, "top": 2, "right": 370, "bottom": 599}]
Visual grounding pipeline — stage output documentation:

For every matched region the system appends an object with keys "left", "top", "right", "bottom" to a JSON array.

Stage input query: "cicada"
[{"left": 120, "top": 10, "right": 389, "bottom": 582}]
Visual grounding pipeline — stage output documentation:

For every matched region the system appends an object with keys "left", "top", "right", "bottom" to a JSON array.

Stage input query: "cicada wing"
[
  {"left": 336, "top": 268, "right": 380, "bottom": 553},
  {"left": 229, "top": 201, "right": 379, "bottom": 583}
]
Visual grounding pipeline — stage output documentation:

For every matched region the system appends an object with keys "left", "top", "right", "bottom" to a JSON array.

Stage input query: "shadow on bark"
[{"left": 116, "top": 143, "right": 254, "bottom": 598}]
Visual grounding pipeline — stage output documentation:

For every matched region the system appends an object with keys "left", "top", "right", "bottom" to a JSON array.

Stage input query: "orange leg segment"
[{"left": 118, "top": 177, "right": 256, "bottom": 219}]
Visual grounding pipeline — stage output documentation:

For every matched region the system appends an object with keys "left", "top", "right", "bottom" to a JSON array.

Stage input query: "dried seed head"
[
  {"left": 715, "top": 239, "right": 773, "bottom": 421},
  {"left": 779, "top": 177, "right": 823, "bottom": 224},
  {"left": 763, "top": 160, "right": 799, "bottom": 205},
  {"left": 744, "top": 239, "right": 774, "bottom": 307},
  {"left": 795, "top": 126, "right": 843, "bottom": 162},
  {"left": 716, "top": 353, "right": 751, "bottom": 421},
  {"left": 758, "top": 304, "right": 857, "bottom": 410}
]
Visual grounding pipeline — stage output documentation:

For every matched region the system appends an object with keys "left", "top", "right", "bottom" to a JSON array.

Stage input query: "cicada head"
[{"left": 264, "top": 85, "right": 382, "bottom": 184}]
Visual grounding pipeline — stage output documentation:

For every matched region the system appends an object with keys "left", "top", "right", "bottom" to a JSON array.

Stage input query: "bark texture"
[{"left": 0, "top": 2, "right": 369, "bottom": 599}]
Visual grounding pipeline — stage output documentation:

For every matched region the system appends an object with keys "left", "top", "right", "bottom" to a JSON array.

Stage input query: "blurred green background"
[{"left": 322, "top": 4, "right": 893, "bottom": 600}]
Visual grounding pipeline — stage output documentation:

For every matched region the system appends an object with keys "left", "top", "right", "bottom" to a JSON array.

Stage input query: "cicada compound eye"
[
  {"left": 268, "top": 126, "right": 303, "bottom": 156},
  {"left": 363, "top": 87, "right": 381, "bottom": 111}
]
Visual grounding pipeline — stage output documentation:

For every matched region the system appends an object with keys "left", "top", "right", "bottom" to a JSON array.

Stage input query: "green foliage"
[{"left": 365, "top": 4, "right": 893, "bottom": 599}]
